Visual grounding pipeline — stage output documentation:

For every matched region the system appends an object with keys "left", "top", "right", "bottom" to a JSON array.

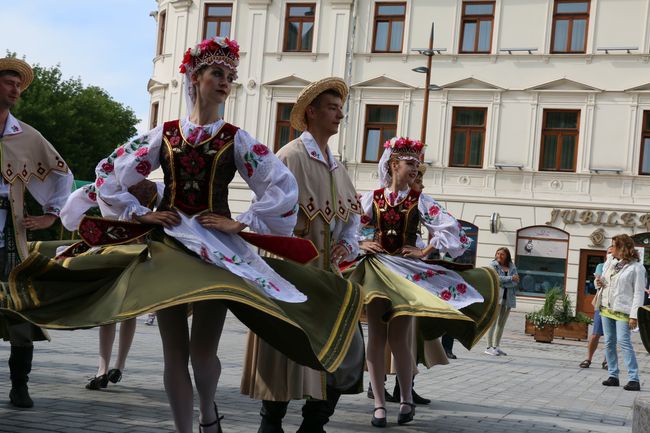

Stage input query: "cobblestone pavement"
[{"left": 0, "top": 311, "right": 647, "bottom": 433}]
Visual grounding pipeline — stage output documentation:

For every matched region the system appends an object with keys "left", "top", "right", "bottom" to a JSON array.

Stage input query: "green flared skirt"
[
  {"left": 348, "top": 257, "right": 499, "bottom": 351},
  {"left": 0, "top": 238, "right": 362, "bottom": 373}
]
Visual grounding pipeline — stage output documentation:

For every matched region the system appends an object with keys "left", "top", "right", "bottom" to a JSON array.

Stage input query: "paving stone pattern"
[{"left": 0, "top": 312, "right": 647, "bottom": 433}]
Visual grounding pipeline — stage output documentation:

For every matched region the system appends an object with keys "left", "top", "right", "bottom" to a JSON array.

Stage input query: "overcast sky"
[{"left": 1, "top": 0, "right": 158, "bottom": 134}]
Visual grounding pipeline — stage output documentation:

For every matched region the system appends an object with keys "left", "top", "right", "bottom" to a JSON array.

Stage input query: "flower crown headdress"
[
  {"left": 378, "top": 137, "right": 426, "bottom": 187},
  {"left": 179, "top": 36, "right": 240, "bottom": 77},
  {"left": 384, "top": 137, "right": 425, "bottom": 160}
]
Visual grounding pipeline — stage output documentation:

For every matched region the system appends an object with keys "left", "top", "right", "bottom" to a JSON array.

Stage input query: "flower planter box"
[
  {"left": 534, "top": 326, "right": 554, "bottom": 343},
  {"left": 554, "top": 322, "right": 588, "bottom": 341},
  {"left": 525, "top": 319, "right": 535, "bottom": 335}
]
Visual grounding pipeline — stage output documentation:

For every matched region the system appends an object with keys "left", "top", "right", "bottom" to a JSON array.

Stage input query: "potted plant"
[
  {"left": 554, "top": 295, "right": 592, "bottom": 340},
  {"left": 526, "top": 311, "right": 558, "bottom": 342},
  {"left": 524, "top": 288, "right": 562, "bottom": 343}
]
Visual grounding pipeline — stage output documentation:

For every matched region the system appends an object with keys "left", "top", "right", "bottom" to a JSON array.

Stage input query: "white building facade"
[{"left": 148, "top": 0, "right": 650, "bottom": 314}]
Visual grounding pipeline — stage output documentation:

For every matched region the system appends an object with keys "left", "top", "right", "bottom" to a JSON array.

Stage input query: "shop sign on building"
[{"left": 546, "top": 209, "right": 650, "bottom": 229}]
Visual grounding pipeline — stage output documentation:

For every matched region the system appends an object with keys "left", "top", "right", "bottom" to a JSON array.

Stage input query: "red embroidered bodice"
[
  {"left": 159, "top": 120, "right": 239, "bottom": 216},
  {"left": 372, "top": 188, "right": 421, "bottom": 254}
]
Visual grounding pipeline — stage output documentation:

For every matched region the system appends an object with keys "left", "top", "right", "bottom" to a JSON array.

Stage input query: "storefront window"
[{"left": 515, "top": 226, "right": 569, "bottom": 297}]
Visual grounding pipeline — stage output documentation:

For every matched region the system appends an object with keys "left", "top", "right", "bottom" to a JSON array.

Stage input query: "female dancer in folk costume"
[
  {"left": 349, "top": 137, "right": 498, "bottom": 427},
  {"left": 367, "top": 163, "right": 448, "bottom": 406},
  {"left": 0, "top": 37, "right": 361, "bottom": 433},
  {"left": 62, "top": 179, "right": 162, "bottom": 391}
]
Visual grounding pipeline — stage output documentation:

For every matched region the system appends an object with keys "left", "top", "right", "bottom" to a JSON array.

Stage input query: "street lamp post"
[
  {"left": 412, "top": 22, "right": 443, "bottom": 143},
  {"left": 421, "top": 23, "right": 433, "bottom": 143}
]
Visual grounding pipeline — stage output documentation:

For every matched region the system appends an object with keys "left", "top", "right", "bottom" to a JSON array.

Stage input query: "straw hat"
[
  {"left": 0, "top": 58, "right": 34, "bottom": 91},
  {"left": 290, "top": 77, "right": 348, "bottom": 131}
]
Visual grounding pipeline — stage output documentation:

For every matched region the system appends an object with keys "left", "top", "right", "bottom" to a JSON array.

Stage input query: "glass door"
[{"left": 576, "top": 249, "right": 607, "bottom": 317}]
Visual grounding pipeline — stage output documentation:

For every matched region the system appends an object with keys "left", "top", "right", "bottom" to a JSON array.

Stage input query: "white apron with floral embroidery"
[
  {"left": 168, "top": 214, "right": 306, "bottom": 302},
  {"left": 67, "top": 117, "right": 306, "bottom": 303},
  {"left": 360, "top": 188, "right": 483, "bottom": 310}
]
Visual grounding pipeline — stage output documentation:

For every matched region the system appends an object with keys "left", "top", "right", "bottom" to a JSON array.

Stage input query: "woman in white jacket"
[{"left": 598, "top": 234, "right": 645, "bottom": 391}]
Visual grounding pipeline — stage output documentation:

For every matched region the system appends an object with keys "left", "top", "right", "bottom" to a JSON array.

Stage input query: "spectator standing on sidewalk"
[
  {"left": 485, "top": 247, "right": 519, "bottom": 356},
  {"left": 598, "top": 234, "right": 645, "bottom": 391}
]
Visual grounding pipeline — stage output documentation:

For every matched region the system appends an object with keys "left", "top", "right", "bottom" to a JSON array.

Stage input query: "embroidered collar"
[
  {"left": 300, "top": 131, "right": 338, "bottom": 172},
  {"left": 182, "top": 117, "right": 224, "bottom": 144},
  {"left": 384, "top": 187, "right": 410, "bottom": 206},
  {"left": 2, "top": 113, "right": 22, "bottom": 137}
]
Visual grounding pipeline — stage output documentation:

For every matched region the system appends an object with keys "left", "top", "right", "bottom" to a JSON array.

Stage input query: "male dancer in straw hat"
[
  {"left": 0, "top": 57, "right": 73, "bottom": 408},
  {"left": 241, "top": 77, "right": 364, "bottom": 433}
]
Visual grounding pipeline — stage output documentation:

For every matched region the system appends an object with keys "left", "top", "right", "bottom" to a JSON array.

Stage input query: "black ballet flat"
[
  {"left": 397, "top": 402, "right": 415, "bottom": 425},
  {"left": 371, "top": 406, "right": 387, "bottom": 428},
  {"left": 85, "top": 374, "right": 108, "bottom": 390},
  {"left": 107, "top": 368, "right": 122, "bottom": 384},
  {"left": 200, "top": 402, "right": 224, "bottom": 433}
]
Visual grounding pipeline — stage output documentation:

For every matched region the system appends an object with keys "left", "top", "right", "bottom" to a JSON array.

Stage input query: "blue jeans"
[{"left": 601, "top": 315, "right": 639, "bottom": 382}]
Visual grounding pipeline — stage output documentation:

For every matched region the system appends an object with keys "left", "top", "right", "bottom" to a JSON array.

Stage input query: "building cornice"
[{"left": 169, "top": 0, "right": 193, "bottom": 11}]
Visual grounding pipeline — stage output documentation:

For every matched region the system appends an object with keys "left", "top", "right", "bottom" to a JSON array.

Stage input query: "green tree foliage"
[
  {"left": 9, "top": 56, "right": 139, "bottom": 181},
  {"left": 5, "top": 54, "right": 139, "bottom": 240}
]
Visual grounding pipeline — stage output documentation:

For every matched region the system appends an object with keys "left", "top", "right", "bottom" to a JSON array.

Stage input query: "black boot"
[
  {"left": 412, "top": 388, "right": 431, "bottom": 405},
  {"left": 298, "top": 386, "right": 341, "bottom": 433},
  {"left": 258, "top": 400, "right": 288, "bottom": 433},
  {"left": 9, "top": 345, "right": 34, "bottom": 408},
  {"left": 368, "top": 381, "right": 395, "bottom": 402},
  {"left": 393, "top": 377, "right": 431, "bottom": 405},
  {"left": 411, "top": 375, "right": 431, "bottom": 405}
]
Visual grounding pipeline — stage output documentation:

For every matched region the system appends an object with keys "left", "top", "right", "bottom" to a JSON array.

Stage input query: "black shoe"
[
  {"left": 445, "top": 351, "right": 457, "bottom": 360},
  {"left": 107, "top": 368, "right": 122, "bottom": 384},
  {"left": 602, "top": 377, "right": 620, "bottom": 387},
  {"left": 367, "top": 383, "right": 374, "bottom": 399},
  {"left": 199, "top": 402, "right": 223, "bottom": 433},
  {"left": 412, "top": 389, "right": 431, "bottom": 405},
  {"left": 85, "top": 374, "right": 109, "bottom": 390},
  {"left": 371, "top": 407, "right": 387, "bottom": 428},
  {"left": 9, "top": 385, "right": 33, "bottom": 408},
  {"left": 397, "top": 402, "right": 415, "bottom": 425},
  {"left": 624, "top": 381, "right": 641, "bottom": 391}
]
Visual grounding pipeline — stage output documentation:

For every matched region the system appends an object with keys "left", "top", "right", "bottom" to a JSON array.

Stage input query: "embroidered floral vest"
[
  {"left": 372, "top": 188, "right": 421, "bottom": 254},
  {"left": 159, "top": 120, "right": 239, "bottom": 217}
]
